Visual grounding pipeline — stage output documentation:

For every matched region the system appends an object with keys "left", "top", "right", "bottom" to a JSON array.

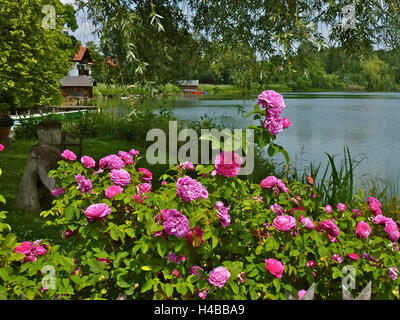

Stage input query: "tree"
[
  {"left": 0, "top": 0, "right": 78, "bottom": 110},
  {"left": 85, "top": 41, "right": 107, "bottom": 83},
  {"left": 74, "top": 0, "right": 400, "bottom": 88}
]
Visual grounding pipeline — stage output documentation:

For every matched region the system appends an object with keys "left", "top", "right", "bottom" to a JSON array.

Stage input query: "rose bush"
[
  {"left": 2, "top": 90, "right": 399, "bottom": 300},
  {"left": 0, "top": 146, "right": 76, "bottom": 300},
  {"left": 40, "top": 149, "right": 400, "bottom": 299}
]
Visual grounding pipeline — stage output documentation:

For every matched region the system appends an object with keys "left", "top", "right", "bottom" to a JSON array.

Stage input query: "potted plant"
[{"left": 0, "top": 103, "right": 14, "bottom": 140}]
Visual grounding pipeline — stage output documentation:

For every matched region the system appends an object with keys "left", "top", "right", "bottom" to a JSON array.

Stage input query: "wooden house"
[
  {"left": 178, "top": 80, "right": 199, "bottom": 93},
  {"left": 60, "top": 43, "right": 96, "bottom": 98}
]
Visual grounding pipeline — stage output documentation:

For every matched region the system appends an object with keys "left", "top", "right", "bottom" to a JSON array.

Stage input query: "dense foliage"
[
  {"left": 0, "top": 0, "right": 78, "bottom": 110},
  {"left": 1, "top": 91, "right": 399, "bottom": 300},
  {"left": 75, "top": 0, "right": 400, "bottom": 89}
]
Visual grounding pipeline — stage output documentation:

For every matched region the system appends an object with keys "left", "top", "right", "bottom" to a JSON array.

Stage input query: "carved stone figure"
[{"left": 17, "top": 121, "right": 63, "bottom": 213}]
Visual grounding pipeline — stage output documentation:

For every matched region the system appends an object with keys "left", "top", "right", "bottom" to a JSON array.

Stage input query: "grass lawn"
[{"left": 0, "top": 138, "right": 158, "bottom": 244}]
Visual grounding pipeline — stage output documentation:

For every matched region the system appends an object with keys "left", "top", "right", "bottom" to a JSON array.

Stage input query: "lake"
[{"left": 170, "top": 92, "right": 400, "bottom": 191}]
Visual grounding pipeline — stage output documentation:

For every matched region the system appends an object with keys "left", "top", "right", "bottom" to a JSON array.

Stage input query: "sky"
[{"left": 60, "top": 0, "right": 98, "bottom": 45}]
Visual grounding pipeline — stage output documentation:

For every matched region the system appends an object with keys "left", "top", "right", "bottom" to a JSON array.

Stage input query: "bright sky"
[{"left": 60, "top": 0, "right": 98, "bottom": 46}]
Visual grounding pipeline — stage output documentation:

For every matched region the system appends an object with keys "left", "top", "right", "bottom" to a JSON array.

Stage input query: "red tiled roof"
[
  {"left": 73, "top": 44, "right": 87, "bottom": 62},
  {"left": 105, "top": 56, "right": 118, "bottom": 67}
]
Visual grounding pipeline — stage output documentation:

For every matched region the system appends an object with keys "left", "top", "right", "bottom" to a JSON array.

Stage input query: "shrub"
[
  {"left": 4, "top": 90, "right": 400, "bottom": 300},
  {"left": 38, "top": 90, "right": 399, "bottom": 300},
  {"left": 0, "top": 145, "right": 76, "bottom": 300},
  {"left": 39, "top": 147, "right": 400, "bottom": 300}
]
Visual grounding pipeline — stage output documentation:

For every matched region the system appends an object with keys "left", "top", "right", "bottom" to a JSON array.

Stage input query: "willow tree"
[
  {"left": 75, "top": 0, "right": 400, "bottom": 87},
  {"left": 0, "top": 0, "right": 78, "bottom": 110}
]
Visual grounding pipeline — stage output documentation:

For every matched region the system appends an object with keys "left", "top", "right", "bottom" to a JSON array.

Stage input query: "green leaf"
[
  {"left": 110, "top": 229, "right": 120, "bottom": 241},
  {"left": 268, "top": 144, "right": 279, "bottom": 157},
  {"left": 176, "top": 282, "right": 188, "bottom": 296},
  {"left": 211, "top": 235, "right": 219, "bottom": 249},
  {"left": 157, "top": 242, "right": 166, "bottom": 257},
  {"left": 164, "top": 283, "right": 173, "bottom": 298},
  {"left": 141, "top": 279, "right": 154, "bottom": 293},
  {"left": 65, "top": 207, "right": 78, "bottom": 220},
  {"left": 141, "top": 266, "right": 152, "bottom": 271},
  {"left": 230, "top": 281, "right": 239, "bottom": 295}
]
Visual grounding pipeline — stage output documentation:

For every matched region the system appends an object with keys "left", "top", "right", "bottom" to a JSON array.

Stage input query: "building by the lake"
[{"left": 60, "top": 43, "right": 96, "bottom": 98}]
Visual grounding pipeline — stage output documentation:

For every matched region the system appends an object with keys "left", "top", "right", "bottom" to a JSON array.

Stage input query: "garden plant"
[{"left": 0, "top": 91, "right": 399, "bottom": 300}]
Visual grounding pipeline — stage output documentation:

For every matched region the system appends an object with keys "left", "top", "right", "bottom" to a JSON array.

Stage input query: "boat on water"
[{"left": 189, "top": 91, "right": 207, "bottom": 95}]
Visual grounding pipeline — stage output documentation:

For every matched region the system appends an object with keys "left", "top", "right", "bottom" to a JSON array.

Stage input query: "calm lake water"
[{"left": 169, "top": 92, "right": 400, "bottom": 189}]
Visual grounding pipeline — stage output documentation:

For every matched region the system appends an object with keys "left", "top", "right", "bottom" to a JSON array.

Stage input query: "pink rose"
[
  {"left": 214, "top": 151, "right": 242, "bottom": 178},
  {"left": 138, "top": 168, "right": 153, "bottom": 182},
  {"left": 177, "top": 161, "right": 195, "bottom": 171},
  {"left": 325, "top": 205, "right": 333, "bottom": 214},
  {"left": 110, "top": 169, "right": 131, "bottom": 186},
  {"left": 99, "top": 154, "right": 125, "bottom": 170},
  {"left": 197, "top": 289, "right": 207, "bottom": 299},
  {"left": 276, "top": 179, "right": 289, "bottom": 193},
  {"left": 97, "top": 257, "right": 110, "bottom": 264},
  {"left": 317, "top": 220, "right": 339, "bottom": 238},
  {"left": 298, "top": 290, "right": 307, "bottom": 300},
  {"left": 272, "top": 215, "right": 297, "bottom": 232},
  {"left": 163, "top": 209, "right": 189, "bottom": 238},
  {"left": 260, "top": 176, "right": 278, "bottom": 189},
  {"left": 300, "top": 216, "right": 314, "bottom": 230},
  {"left": 372, "top": 214, "right": 392, "bottom": 225},
  {"left": 61, "top": 149, "right": 77, "bottom": 161},
  {"left": 265, "top": 258, "right": 284, "bottom": 279},
  {"left": 105, "top": 185, "right": 123, "bottom": 199},
  {"left": 85, "top": 203, "right": 111, "bottom": 220},
  {"left": 81, "top": 156, "right": 96, "bottom": 169},
  {"left": 177, "top": 176, "right": 208, "bottom": 202},
  {"left": 332, "top": 254, "right": 344, "bottom": 263},
  {"left": 190, "top": 265, "right": 204, "bottom": 278},
  {"left": 172, "top": 269, "right": 179, "bottom": 277},
  {"left": 185, "top": 226, "right": 204, "bottom": 247},
  {"left": 389, "top": 267, "right": 398, "bottom": 281},
  {"left": 168, "top": 253, "right": 180, "bottom": 264},
  {"left": 0, "top": 144, "right": 4, "bottom": 152},
  {"left": 352, "top": 209, "right": 361, "bottom": 219},
  {"left": 60, "top": 228, "right": 77, "bottom": 239},
  {"left": 51, "top": 187, "right": 65, "bottom": 197},
  {"left": 307, "top": 260, "right": 318, "bottom": 267},
  {"left": 384, "top": 220, "right": 400, "bottom": 242},
  {"left": 75, "top": 174, "right": 92, "bottom": 194},
  {"left": 265, "top": 117, "right": 283, "bottom": 135},
  {"left": 355, "top": 221, "right": 371, "bottom": 239},
  {"left": 258, "top": 90, "right": 286, "bottom": 109},
  {"left": 208, "top": 267, "right": 231, "bottom": 288},
  {"left": 138, "top": 183, "right": 151, "bottom": 195},
  {"left": 368, "top": 197, "right": 382, "bottom": 215},
  {"left": 337, "top": 203, "right": 346, "bottom": 212},
  {"left": 270, "top": 203, "right": 285, "bottom": 215},
  {"left": 14, "top": 241, "right": 35, "bottom": 255},
  {"left": 118, "top": 151, "right": 134, "bottom": 165},
  {"left": 282, "top": 117, "right": 291, "bottom": 129},
  {"left": 129, "top": 148, "right": 139, "bottom": 156},
  {"left": 35, "top": 246, "right": 46, "bottom": 256},
  {"left": 348, "top": 253, "right": 359, "bottom": 260},
  {"left": 215, "top": 201, "right": 231, "bottom": 229}
]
